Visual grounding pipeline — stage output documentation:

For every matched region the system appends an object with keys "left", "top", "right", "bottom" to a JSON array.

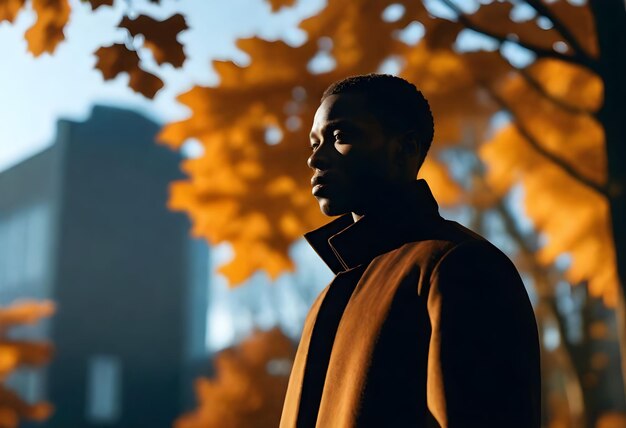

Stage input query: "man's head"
[{"left": 308, "top": 73, "right": 434, "bottom": 217}]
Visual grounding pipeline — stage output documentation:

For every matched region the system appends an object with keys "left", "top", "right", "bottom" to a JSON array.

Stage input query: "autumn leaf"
[
  {"left": 159, "top": 2, "right": 469, "bottom": 285},
  {"left": 24, "top": 0, "right": 70, "bottom": 56},
  {"left": 0, "top": 300, "right": 55, "bottom": 329},
  {"left": 548, "top": 0, "right": 599, "bottom": 57},
  {"left": 479, "top": 53, "right": 613, "bottom": 304},
  {"left": 94, "top": 43, "right": 164, "bottom": 98},
  {"left": 87, "top": 0, "right": 113, "bottom": 10},
  {"left": 119, "top": 14, "right": 188, "bottom": 67},
  {"left": 422, "top": 18, "right": 465, "bottom": 50},
  {"left": 0, "top": 301, "right": 55, "bottom": 427},
  {"left": 0, "top": 0, "right": 26, "bottom": 23},
  {"left": 175, "top": 328, "right": 295, "bottom": 428},
  {"left": 0, "top": 341, "right": 53, "bottom": 377},
  {"left": 481, "top": 117, "right": 614, "bottom": 306},
  {"left": 453, "top": 1, "right": 563, "bottom": 53},
  {"left": 0, "top": 385, "right": 53, "bottom": 427},
  {"left": 266, "top": 0, "right": 296, "bottom": 12}
]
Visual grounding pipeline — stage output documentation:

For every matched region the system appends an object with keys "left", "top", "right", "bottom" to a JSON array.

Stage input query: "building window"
[
  {"left": 85, "top": 355, "right": 122, "bottom": 423},
  {"left": 0, "top": 203, "right": 51, "bottom": 293}
]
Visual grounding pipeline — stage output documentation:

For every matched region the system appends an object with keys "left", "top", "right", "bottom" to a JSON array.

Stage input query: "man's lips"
[
  {"left": 311, "top": 174, "right": 336, "bottom": 196},
  {"left": 312, "top": 184, "right": 329, "bottom": 196}
]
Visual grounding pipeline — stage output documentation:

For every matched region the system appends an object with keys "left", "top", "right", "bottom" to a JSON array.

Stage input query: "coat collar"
[{"left": 304, "top": 179, "right": 443, "bottom": 274}]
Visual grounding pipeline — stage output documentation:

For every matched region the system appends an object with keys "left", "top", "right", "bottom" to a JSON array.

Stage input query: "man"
[{"left": 280, "top": 74, "right": 541, "bottom": 428}]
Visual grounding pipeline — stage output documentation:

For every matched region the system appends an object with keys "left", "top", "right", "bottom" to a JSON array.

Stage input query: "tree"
[
  {"left": 2, "top": 0, "right": 620, "bottom": 306},
  {"left": 154, "top": 0, "right": 625, "bottom": 308},
  {"left": 0, "top": 300, "right": 55, "bottom": 428},
  {"left": 155, "top": 0, "right": 626, "bottom": 423},
  {"left": 175, "top": 328, "right": 295, "bottom": 428}
]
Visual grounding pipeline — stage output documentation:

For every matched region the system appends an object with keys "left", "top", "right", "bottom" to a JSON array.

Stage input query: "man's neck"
[{"left": 350, "top": 180, "right": 416, "bottom": 223}]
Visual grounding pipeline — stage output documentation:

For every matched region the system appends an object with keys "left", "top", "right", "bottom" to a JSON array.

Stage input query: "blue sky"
[
  {"left": 0, "top": 0, "right": 539, "bottom": 172},
  {"left": 0, "top": 0, "right": 325, "bottom": 171}
]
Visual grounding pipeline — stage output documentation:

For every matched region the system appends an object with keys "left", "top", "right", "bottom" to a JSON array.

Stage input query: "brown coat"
[{"left": 280, "top": 180, "right": 541, "bottom": 428}]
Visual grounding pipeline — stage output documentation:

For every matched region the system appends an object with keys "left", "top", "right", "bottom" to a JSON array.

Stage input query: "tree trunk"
[{"left": 589, "top": 0, "right": 626, "bottom": 404}]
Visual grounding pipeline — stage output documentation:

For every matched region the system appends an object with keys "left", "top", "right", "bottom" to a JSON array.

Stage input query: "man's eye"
[
  {"left": 310, "top": 142, "right": 320, "bottom": 151},
  {"left": 333, "top": 132, "right": 345, "bottom": 141}
]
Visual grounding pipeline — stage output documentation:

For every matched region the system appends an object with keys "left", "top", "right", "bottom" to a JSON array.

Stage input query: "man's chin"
[{"left": 317, "top": 197, "right": 350, "bottom": 217}]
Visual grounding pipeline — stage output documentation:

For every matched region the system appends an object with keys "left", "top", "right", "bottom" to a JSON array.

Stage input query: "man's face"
[{"left": 308, "top": 93, "right": 397, "bottom": 217}]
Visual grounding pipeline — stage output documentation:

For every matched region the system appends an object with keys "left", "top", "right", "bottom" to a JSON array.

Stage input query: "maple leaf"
[
  {"left": 0, "top": 300, "right": 55, "bottom": 329},
  {"left": 266, "top": 0, "right": 296, "bottom": 12},
  {"left": 87, "top": 0, "right": 113, "bottom": 10},
  {"left": 0, "top": 0, "right": 26, "bottom": 23},
  {"left": 119, "top": 14, "right": 188, "bottom": 67},
  {"left": 547, "top": 0, "right": 599, "bottom": 57},
  {"left": 24, "top": 0, "right": 71, "bottom": 56},
  {"left": 94, "top": 43, "right": 164, "bottom": 98},
  {"left": 175, "top": 328, "right": 295, "bottom": 428},
  {"left": 479, "top": 55, "right": 613, "bottom": 303},
  {"left": 0, "top": 301, "right": 55, "bottom": 427},
  {"left": 0, "top": 386, "right": 53, "bottom": 427},
  {"left": 159, "top": 2, "right": 470, "bottom": 285}
]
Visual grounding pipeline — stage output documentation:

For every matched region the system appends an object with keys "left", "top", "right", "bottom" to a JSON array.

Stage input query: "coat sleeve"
[{"left": 425, "top": 240, "right": 541, "bottom": 428}]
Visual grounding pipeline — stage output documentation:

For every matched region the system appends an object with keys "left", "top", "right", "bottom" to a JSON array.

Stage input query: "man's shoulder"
[
  {"left": 398, "top": 218, "right": 485, "bottom": 257},
  {"left": 422, "top": 220, "right": 522, "bottom": 289},
  {"left": 388, "top": 218, "right": 515, "bottom": 277}
]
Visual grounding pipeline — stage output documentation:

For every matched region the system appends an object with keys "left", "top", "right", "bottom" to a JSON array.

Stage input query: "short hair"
[{"left": 321, "top": 74, "right": 434, "bottom": 162}]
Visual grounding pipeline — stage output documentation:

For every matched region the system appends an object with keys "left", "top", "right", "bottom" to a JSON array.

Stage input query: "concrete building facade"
[{"left": 0, "top": 106, "right": 209, "bottom": 428}]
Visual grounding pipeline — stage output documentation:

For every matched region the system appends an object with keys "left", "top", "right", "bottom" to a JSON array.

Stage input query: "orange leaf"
[
  {"left": 0, "top": 340, "right": 54, "bottom": 367},
  {"left": 0, "top": 0, "right": 26, "bottom": 23},
  {"left": 266, "top": 0, "right": 296, "bottom": 12},
  {"left": 0, "top": 385, "right": 53, "bottom": 422},
  {"left": 87, "top": 0, "right": 113, "bottom": 10},
  {"left": 24, "top": 0, "right": 70, "bottom": 56},
  {"left": 119, "top": 13, "right": 188, "bottom": 67},
  {"left": 549, "top": 0, "right": 599, "bottom": 57},
  {"left": 94, "top": 43, "right": 164, "bottom": 98},
  {"left": 157, "top": 4, "right": 488, "bottom": 284},
  {"left": 175, "top": 329, "right": 294, "bottom": 428},
  {"left": 0, "top": 300, "right": 55, "bottom": 327}
]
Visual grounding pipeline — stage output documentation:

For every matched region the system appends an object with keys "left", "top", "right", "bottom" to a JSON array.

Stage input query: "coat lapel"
[
  {"left": 314, "top": 249, "right": 419, "bottom": 427},
  {"left": 280, "top": 283, "right": 331, "bottom": 427}
]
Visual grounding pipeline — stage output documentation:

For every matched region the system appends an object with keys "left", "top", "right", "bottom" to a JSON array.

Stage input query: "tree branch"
[
  {"left": 482, "top": 34, "right": 596, "bottom": 117},
  {"left": 494, "top": 200, "right": 535, "bottom": 256},
  {"left": 438, "top": 0, "right": 599, "bottom": 72},
  {"left": 524, "top": 0, "right": 595, "bottom": 61},
  {"left": 517, "top": 67, "right": 595, "bottom": 116},
  {"left": 493, "top": 199, "right": 589, "bottom": 427},
  {"left": 482, "top": 84, "right": 608, "bottom": 197}
]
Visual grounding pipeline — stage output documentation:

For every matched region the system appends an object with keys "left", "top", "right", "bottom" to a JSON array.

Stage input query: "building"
[{"left": 0, "top": 105, "right": 209, "bottom": 427}]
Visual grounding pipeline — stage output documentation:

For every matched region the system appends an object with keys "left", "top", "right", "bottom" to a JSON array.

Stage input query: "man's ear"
[{"left": 397, "top": 130, "right": 421, "bottom": 160}]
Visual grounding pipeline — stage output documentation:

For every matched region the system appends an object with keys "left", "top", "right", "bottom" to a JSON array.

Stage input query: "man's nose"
[{"left": 307, "top": 143, "right": 332, "bottom": 170}]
